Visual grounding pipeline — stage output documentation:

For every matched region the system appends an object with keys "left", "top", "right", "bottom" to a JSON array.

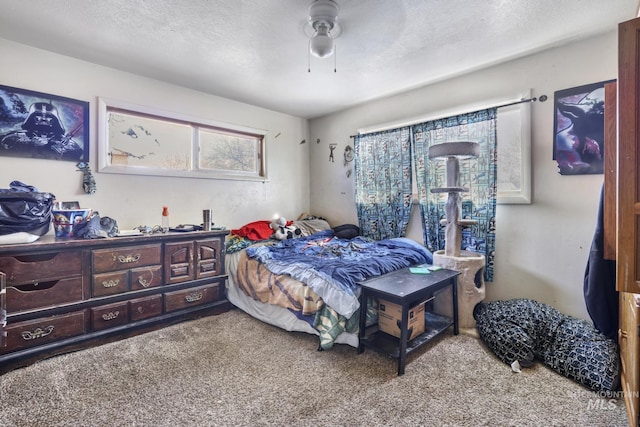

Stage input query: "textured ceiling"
[{"left": 0, "top": 0, "right": 637, "bottom": 118}]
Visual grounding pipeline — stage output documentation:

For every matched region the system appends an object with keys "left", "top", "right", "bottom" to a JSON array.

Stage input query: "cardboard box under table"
[
  {"left": 378, "top": 299, "right": 425, "bottom": 340},
  {"left": 357, "top": 267, "right": 460, "bottom": 376}
]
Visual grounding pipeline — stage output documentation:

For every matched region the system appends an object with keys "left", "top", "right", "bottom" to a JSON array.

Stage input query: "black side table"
[{"left": 357, "top": 267, "right": 460, "bottom": 375}]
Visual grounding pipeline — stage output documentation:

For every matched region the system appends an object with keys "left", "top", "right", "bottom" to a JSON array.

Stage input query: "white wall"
[
  {"left": 0, "top": 38, "right": 310, "bottom": 230},
  {"left": 0, "top": 31, "right": 619, "bottom": 320},
  {"left": 309, "top": 31, "right": 618, "bottom": 320}
]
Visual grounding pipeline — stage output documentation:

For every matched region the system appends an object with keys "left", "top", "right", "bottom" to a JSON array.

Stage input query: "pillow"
[
  {"left": 332, "top": 224, "right": 360, "bottom": 239},
  {"left": 294, "top": 218, "right": 332, "bottom": 236}
]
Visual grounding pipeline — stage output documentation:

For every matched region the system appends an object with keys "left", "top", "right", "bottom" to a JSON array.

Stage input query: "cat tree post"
[{"left": 428, "top": 142, "right": 486, "bottom": 329}]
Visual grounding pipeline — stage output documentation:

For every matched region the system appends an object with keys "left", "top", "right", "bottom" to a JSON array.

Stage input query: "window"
[
  {"left": 357, "top": 90, "right": 532, "bottom": 205},
  {"left": 98, "top": 98, "right": 266, "bottom": 181},
  {"left": 198, "top": 127, "right": 263, "bottom": 176}
]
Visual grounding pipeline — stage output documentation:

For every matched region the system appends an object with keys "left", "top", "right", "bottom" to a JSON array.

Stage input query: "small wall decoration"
[
  {"left": 344, "top": 144, "right": 354, "bottom": 177},
  {"left": 76, "top": 162, "right": 97, "bottom": 194},
  {"left": 553, "top": 80, "right": 614, "bottom": 175},
  {"left": 329, "top": 143, "right": 337, "bottom": 162},
  {"left": 343, "top": 145, "right": 354, "bottom": 164},
  {"left": 0, "top": 84, "right": 89, "bottom": 162}
]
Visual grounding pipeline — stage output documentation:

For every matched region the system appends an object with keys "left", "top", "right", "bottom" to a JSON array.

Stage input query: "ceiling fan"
[{"left": 304, "top": 0, "right": 342, "bottom": 71}]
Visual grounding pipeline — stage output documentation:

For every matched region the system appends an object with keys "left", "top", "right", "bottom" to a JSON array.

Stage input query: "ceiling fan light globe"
[{"left": 310, "top": 34, "right": 334, "bottom": 58}]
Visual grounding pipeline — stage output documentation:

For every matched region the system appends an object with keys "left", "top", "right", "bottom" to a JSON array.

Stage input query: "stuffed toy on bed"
[
  {"left": 270, "top": 217, "right": 302, "bottom": 240},
  {"left": 474, "top": 298, "right": 620, "bottom": 393}
]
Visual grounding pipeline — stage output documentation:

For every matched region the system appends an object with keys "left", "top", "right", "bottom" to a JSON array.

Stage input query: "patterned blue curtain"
[
  {"left": 354, "top": 127, "right": 413, "bottom": 240},
  {"left": 412, "top": 108, "right": 497, "bottom": 281}
]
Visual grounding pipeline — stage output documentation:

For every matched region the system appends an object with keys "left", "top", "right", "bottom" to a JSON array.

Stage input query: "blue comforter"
[{"left": 246, "top": 230, "right": 432, "bottom": 318}]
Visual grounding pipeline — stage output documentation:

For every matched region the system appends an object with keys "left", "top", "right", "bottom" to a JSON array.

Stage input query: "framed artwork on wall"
[
  {"left": 0, "top": 84, "right": 89, "bottom": 162},
  {"left": 553, "top": 79, "right": 614, "bottom": 175}
]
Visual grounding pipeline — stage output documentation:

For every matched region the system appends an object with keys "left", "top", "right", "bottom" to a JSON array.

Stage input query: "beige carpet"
[{"left": 0, "top": 309, "right": 629, "bottom": 426}]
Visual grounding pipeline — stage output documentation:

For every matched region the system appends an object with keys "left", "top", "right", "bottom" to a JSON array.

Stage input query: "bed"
[{"left": 224, "top": 218, "right": 432, "bottom": 350}]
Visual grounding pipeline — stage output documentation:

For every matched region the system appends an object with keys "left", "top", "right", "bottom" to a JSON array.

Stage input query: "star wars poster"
[{"left": 0, "top": 85, "right": 89, "bottom": 161}]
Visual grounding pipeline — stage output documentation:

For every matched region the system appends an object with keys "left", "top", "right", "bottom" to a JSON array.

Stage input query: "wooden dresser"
[
  {"left": 619, "top": 292, "right": 640, "bottom": 424},
  {"left": 0, "top": 230, "right": 231, "bottom": 373}
]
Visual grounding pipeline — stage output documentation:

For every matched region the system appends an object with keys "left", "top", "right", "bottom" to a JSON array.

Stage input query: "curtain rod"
[{"left": 349, "top": 95, "right": 546, "bottom": 138}]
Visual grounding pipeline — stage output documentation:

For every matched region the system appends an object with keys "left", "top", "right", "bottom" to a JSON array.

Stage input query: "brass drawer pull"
[
  {"left": 102, "top": 311, "right": 120, "bottom": 321},
  {"left": 114, "top": 254, "right": 141, "bottom": 264},
  {"left": 185, "top": 291, "right": 203, "bottom": 303},
  {"left": 21, "top": 325, "right": 55, "bottom": 340},
  {"left": 137, "top": 269, "right": 155, "bottom": 288},
  {"left": 102, "top": 279, "right": 120, "bottom": 288}
]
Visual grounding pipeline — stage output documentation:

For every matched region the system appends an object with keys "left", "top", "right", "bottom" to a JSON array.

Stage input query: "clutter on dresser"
[
  {"left": 52, "top": 206, "right": 92, "bottom": 238},
  {"left": 161, "top": 206, "right": 170, "bottom": 232},
  {"left": 135, "top": 224, "right": 169, "bottom": 234},
  {"left": 51, "top": 200, "right": 120, "bottom": 239},
  {"left": 72, "top": 211, "right": 119, "bottom": 239},
  {"left": 203, "top": 209, "right": 212, "bottom": 231},
  {"left": 0, "top": 181, "right": 55, "bottom": 244}
]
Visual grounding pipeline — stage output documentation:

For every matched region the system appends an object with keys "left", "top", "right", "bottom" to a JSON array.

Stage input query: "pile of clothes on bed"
[
  {"left": 225, "top": 216, "right": 432, "bottom": 349},
  {"left": 474, "top": 298, "right": 620, "bottom": 392}
]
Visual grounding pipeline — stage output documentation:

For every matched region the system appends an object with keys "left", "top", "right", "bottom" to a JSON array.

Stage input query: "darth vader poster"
[
  {"left": 0, "top": 85, "right": 89, "bottom": 161},
  {"left": 553, "top": 80, "right": 614, "bottom": 175}
]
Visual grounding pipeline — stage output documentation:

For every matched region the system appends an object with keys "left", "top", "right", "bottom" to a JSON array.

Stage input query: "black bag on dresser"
[{"left": 0, "top": 181, "right": 55, "bottom": 237}]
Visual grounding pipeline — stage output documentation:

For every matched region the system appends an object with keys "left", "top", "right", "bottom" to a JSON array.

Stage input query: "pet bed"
[{"left": 474, "top": 298, "right": 620, "bottom": 392}]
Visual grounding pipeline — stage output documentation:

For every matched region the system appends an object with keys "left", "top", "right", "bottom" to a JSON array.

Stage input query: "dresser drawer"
[
  {"left": 0, "top": 251, "right": 82, "bottom": 286},
  {"left": 196, "top": 238, "right": 222, "bottom": 279},
  {"left": 92, "top": 244, "right": 162, "bottom": 274},
  {"left": 164, "top": 283, "right": 220, "bottom": 313},
  {"left": 0, "top": 310, "right": 87, "bottom": 354},
  {"left": 130, "top": 294, "right": 163, "bottom": 321},
  {"left": 130, "top": 265, "right": 163, "bottom": 291},
  {"left": 91, "top": 302, "right": 129, "bottom": 331},
  {"left": 92, "top": 265, "right": 163, "bottom": 297},
  {"left": 92, "top": 271, "right": 129, "bottom": 297},
  {"left": 6, "top": 277, "right": 84, "bottom": 313},
  {"left": 165, "top": 241, "right": 195, "bottom": 284}
]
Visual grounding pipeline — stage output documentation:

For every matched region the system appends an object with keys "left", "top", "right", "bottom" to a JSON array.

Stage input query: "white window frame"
[
  {"left": 97, "top": 97, "right": 267, "bottom": 181},
  {"left": 356, "top": 90, "right": 532, "bottom": 204}
]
